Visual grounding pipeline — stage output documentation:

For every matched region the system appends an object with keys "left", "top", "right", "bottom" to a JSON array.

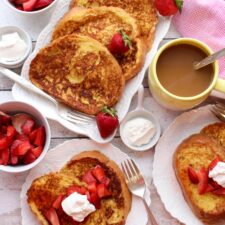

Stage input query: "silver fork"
[
  {"left": 211, "top": 103, "right": 225, "bottom": 122},
  {"left": 121, "top": 159, "right": 158, "bottom": 225},
  {"left": 0, "top": 66, "right": 94, "bottom": 126}
]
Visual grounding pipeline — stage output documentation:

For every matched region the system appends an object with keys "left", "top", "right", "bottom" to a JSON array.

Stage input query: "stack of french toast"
[
  {"left": 29, "top": 0, "right": 158, "bottom": 115},
  {"left": 174, "top": 122, "right": 225, "bottom": 223}
]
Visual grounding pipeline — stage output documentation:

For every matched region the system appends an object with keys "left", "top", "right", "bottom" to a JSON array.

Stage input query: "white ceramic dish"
[
  {"left": 153, "top": 105, "right": 225, "bottom": 225},
  {"left": 3, "top": 0, "right": 59, "bottom": 15},
  {"left": 12, "top": 0, "right": 171, "bottom": 143},
  {"left": 20, "top": 139, "right": 151, "bottom": 225},
  {"left": 120, "top": 85, "right": 161, "bottom": 151},
  {"left": 0, "top": 26, "right": 32, "bottom": 69},
  {"left": 0, "top": 101, "right": 51, "bottom": 173}
]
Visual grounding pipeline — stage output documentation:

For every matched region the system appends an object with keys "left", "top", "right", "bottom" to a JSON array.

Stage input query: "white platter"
[
  {"left": 20, "top": 139, "right": 151, "bottom": 225},
  {"left": 12, "top": 0, "right": 171, "bottom": 143},
  {"left": 153, "top": 105, "right": 225, "bottom": 225}
]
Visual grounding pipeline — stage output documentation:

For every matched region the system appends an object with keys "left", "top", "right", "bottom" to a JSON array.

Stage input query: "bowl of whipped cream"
[{"left": 0, "top": 26, "right": 32, "bottom": 68}]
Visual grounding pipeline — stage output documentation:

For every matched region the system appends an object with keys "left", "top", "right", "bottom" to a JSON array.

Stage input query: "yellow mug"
[{"left": 148, "top": 38, "right": 225, "bottom": 110}]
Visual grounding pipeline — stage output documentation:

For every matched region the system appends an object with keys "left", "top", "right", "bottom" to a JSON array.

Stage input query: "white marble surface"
[{"left": 0, "top": 7, "right": 202, "bottom": 224}]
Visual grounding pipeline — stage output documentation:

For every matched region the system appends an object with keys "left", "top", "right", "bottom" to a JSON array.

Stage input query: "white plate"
[
  {"left": 20, "top": 139, "right": 151, "bottom": 225},
  {"left": 12, "top": 0, "right": 171, "bottom": 143},
  {"left": 153, "top": 105, "right": 225, "bottom": 225}
]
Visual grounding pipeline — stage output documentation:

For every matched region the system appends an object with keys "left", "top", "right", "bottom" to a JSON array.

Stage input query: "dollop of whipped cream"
[
  {"left": 123, "top": 117, "right": 156, "bottom": 147},
  {"left": 0, "top": 32, "right": 27, "bottom": 62},
  {"left": 209, "top": 161, "right": 225, "bottom": 188},
  {"left": 61, "top": 192, "right": 96, "bottom": 222}
]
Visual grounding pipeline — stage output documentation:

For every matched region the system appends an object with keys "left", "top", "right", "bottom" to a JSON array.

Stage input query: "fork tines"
[{"left": 211, "top": 103, "right": 225, "bottom": 122}]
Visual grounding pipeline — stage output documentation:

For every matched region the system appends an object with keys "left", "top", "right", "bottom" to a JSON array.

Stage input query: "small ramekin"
[
  {"left": 0, "top": 26, "right": 32, "bottom": 69},
  {"left": 0, "top": 101, "right": 51, "bottom": 173}
]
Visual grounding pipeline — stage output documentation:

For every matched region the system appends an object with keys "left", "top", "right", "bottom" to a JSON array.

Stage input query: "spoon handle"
[
  {"left": 194, "top": 47, "right": 225, "bottom": 70},
  {"left": 137, "top": 84, "right": 144, "bottom": 109},
  {"left": 0, "top": 66, "right": 58, "bottom": 106}
]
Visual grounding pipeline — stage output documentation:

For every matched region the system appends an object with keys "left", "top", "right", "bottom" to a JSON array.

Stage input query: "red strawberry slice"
[
  {"left": 67, "top": 185, "right": 87, "bottom": 196},
  {"left": 10, "top": 155, "right": 19, "bottom": 165},
  {"left": 52, "top": 195, "right": 64, "bottom": 209},
  {"left": 11, "top": 140, "right": 31, "bottom": 156},
  {"left": 0, "top": 111, "right": 11, "bottom": 125},
  {"left": 209, "top": 179, "right": 222, "bottom": 190},
  {"left": 92, "top": 165, "right": 106, "bottom": 183},
  {"left": 100, "top": 176, "right": 110, "bottom": 187},
  {"left": 23, "top": 151, "right": 36, "bottom": 164},
  {"left": 97, "top": 183, "right": 111, "bottom": 198},
  {"left": 14, "top": 0, "right": 29, "bottom": 3},
  {"left": 82, "top": 170, "right": 97, "bottom": 184},
  {"left": 197, "top": 167, "right": 208, "bottom": 195},
  {"left": 213, "top": 187, "right": 225, "bottom": 195},
  {"left": 90, "top": 192, "right": 100, "bottom": 208},
  {"left": 208, "top": 157, "right": 220, "bottom": 171},
  {"left": 0, "top": 137, "right": 10, "bottom": 150},
  {"left": 96, "top": 107, "right": 119, "bottom": 138},
  {"left": 34, "top": 0, "right": 54, "bottom": 9},
  {"left": 87, "top": 182, "right": 97, "bottom": 193},
  {"left": 206, "top": 184, "right": 215, "bottom": 193},
  {"left": 30, "top": 146, "right": 43, "bottom": 158},
  {"left": 45, "top": 207, "right": 60, "bottom": 225},
  {"left": 6, "top": 126, "right": 17, "bottom": 142},
  {"left": 23, "top": 0, "right": 38, "bottom": 11},
  {"left": 188, "top": 166, "right": 199, "bottom": 184},
  {"left": 29, "top": 126, "right": 46, "bottom": 146},
  {"left": 21, "top": 119, "right": 35, "bottom": 135},
  {"left": 1, "top": 148, "right": 9, "bottom": 165},
  {"left": 16, "top": 134, "right": 29, "bottom": 141}
]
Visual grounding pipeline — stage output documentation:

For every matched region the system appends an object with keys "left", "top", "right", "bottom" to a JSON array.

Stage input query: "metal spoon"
[
  {"left": 0, "top": 111, "right": 32, "bottom": 133},
  {"left": 194, "top": 47, "right": 225, "bottom": 70}
]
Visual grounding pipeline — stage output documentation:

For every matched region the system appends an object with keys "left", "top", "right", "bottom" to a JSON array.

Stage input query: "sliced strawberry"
[
  {"left": 209, "top": 179, "right": 222, "bottom": 190},
  {"left": 82, "top": 170, "right": 96, "bottom": 184},
  {"left": 100, "top": 177, "right": 110, "bottom": 187},
  {"left": 67, "top": 185, "right": 87, "bottom": 196},
  {"left": 11, "top": 140, "right": 31, "bottom": 156},
  {"left": 34, "top": 0, "right": 54, "bottom": 9},
  {"left": 45, "top": 207, "right": 60, "bottom": 225},
  {"left": 29, "top": 126, "right": 45, "bottom": 146},
  {"left": 208, "top": 157, "right": 220, "bottom": 171},
  {"left": 197, "top": 167, "right": 208, "bottom": 195},
  {"left": 212, "top": 187, "right": 225, "bottom": 195},
  {"left": 52, "top": 195, "right": 64, "bottom": 209},
  {"left": 23, "top": 151, "right": 36, "bottom": 164},
  {"left": 10, "top": 155, "right": 19, "bottom": 165},
  {"left": 1, "top": 148, "right": 9, "bottom": 165},
  {"left": 97, "top": 183, "right": 111, "bottom": 198},
  {"left": 10, "top": 140, "right": 23, "bottom": 152},
  {"left": 206, "top": 184, "right": 215, "bottom": 193},
  {"left": 6, "top": 126, "right": 17, "bottom": 142},
  {"left": 0, "top": 111, "right": 11, "bottom": 125},
  {"left": 89, "top": 192, "right": 100, "bottom": 208},
  {"left": 14, "top": 0, "right": 29, "bottom": 3},
  {"left": 85, "top": 190, "right": 91, "bottom": 201},
  {"left": 30, "top": 146, "right": 43, "bottom": 158},
  {"left": 87, "top": 182, "right": 97, "bottom": 193},
  {"left": 23, "top": 0, "right": 38, "bottom": 11},
  {"left": 187, "top": 166, "right": 199, "bottom": 184},
  {"left": 16, "top": 134, "right": 29, "bottom": 141},
  {"left": 0, "top": 137, "right": 10, "bottom": 150},
  {"left": 92, "top": 165, "right": 106, "bottom": 183},
  {"left": 21, "top": 119, "right": 35, "bottom": 135}
]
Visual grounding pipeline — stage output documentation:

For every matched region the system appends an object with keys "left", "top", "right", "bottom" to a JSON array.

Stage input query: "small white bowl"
[
  {"left": 0, "top": 26, "right": 32, "bottom": 69},
  {"left": 3, "top": 0, "right": 58, "bottom": 15},
  {"left": 0, "top": 101, "right": 51, "bottom": 173},
  {"left": 120, "top": 85, "right": 161, "bottom": 151}
]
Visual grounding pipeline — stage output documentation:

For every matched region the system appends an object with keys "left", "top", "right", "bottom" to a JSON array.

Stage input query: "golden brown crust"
[
  {"left": 174, "top": 134, "right": 225, "bottom": 222},
  {"left": 29, "top": 34, "right": 124, "bottom": 115},
  {"left": 52, "top": 6, "right": 146, "bottom": 81},
  {"left": 27, "top": 151, "right": 132, "bottom": 225}
]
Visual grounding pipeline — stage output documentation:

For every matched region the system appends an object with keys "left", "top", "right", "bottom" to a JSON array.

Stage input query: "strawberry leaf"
[
  {"left": 119, "top": 30, "right": 132, "bottom": 49},
  {"left": 175, "top": 0, "right": 183, "bottom": 13},
  {"left": 101, "top": 106, "right": 117, "bottom": 117}
]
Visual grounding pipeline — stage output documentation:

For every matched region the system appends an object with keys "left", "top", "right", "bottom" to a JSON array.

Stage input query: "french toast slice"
[
  {"left": 174, "top": 134, "right": 225, "bottom": 222},
  {"left": 27, "top": 151, "right": 131, "bottom": 225},
  {"left": 52, "top": 6, "right": 146, "bottom": 81},
  {"left": 70, "top": 0, "right": 158, "bottom": 50},
  {"left": 29, "top": 34, "right": 124, "bottom": 115},
  {"left": 201, "top": 122, "right": 225, "bottom": 148}
]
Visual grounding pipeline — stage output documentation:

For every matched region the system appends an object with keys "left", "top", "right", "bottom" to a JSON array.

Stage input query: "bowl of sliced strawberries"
[
  {"left": 4, "top": 0, "right": 58, "bottom": 14},
  {"left": 0, "top": 101, "right": 51, "bottom": 173}
]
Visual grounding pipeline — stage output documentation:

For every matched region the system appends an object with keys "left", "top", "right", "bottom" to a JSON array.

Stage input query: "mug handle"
[{"left": 215, "top": 78, "right": 225, "bottom": 93}]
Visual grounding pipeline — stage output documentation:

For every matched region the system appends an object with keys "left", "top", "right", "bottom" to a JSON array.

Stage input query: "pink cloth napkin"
[{"left": 173, "top": 0, "right": 225, "bottom": 79}]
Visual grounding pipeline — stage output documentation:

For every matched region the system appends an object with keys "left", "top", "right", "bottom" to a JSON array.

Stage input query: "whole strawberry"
[
  {"left": 155, "top": 0, "right": 183, "bottom": 16},
  {"left": 96, "top": 107, "right": 119, "bottom": 138},
  {"left": 108, "top": 30, "right": 132, "bottom": 55}
]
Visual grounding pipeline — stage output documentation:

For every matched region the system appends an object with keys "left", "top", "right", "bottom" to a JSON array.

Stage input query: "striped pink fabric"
[{"left": 173, "top": 0, "right": 225, "bottom": 79}]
